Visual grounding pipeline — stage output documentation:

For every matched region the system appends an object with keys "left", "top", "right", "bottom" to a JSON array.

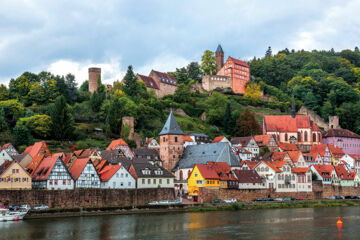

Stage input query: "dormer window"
[
  {"left": 142, "top": 168, "right": 151, "bottom": 175},
  {"left": 155, "top": 169, "right": 163, "bottom": 175}
]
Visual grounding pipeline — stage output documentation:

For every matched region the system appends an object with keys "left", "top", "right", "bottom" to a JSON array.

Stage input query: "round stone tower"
[{"left": 88, "top": 67, "right": 101, "bottom": 93}]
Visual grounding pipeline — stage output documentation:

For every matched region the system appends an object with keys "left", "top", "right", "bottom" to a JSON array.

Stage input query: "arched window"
[
  {"left": 304, "top": 131, "right": 308, "bottom": 142},
  {"left": 313, "top": 133, "right": 316, "bottom": 142},
  {"left": 297, "top": 132, "right": 301, "bottom": 142},
  {"left": 179, "top": 170, "right": 183, "bottom": 180},
  {"left": 285, "top": 133, "right": 288, "bottom": 142},
  {"left": 318, "top": 133, "right": 321, "bottom": 142}
]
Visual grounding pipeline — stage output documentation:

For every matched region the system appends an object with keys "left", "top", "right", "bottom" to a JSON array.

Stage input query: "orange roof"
[
  {"left": 99, "top": 165, "right": 121, "bottom": 181},
  {"left": 95, "top": 159, "right": 107, "bottom": 173},
  {"left": 212, "top": 136, "right": 225, "bottom": 143},
  {"left": 272, "top": 152, "right": 288, "bottom": 161},
  {"left": 278, "top": 142, "right": 298, "bottom": 151},
  {"left": 183, "top": 136, "right": 193, "bottom": 142},
  {"left": 236, "top": 147, "right": 252, "bottom": 154},
  {"left": 26, "top": 154, "right": 45, "bottom": 175},
  {"left": 273, "top": 160, "right": 286, "bottom": 169},
  {"left": 2, "top": 143, "right": 11, "bottom": 149},
  {"left": 262, "top": 161, "right": 282, "bottom": 173},
  {"left": 32, "top": 155, "right": 62, "bottom": 181},
  {"left": 62, "top": 153, "right": 72, "bottom": 165},
  {"left": 208, "top": 162, "right": 236, "bottom": 181},
  {"left": 69, "top": 157, "right": 92, "bottom": 180},
  {"left": 106, "top": 139, "right": 128, "bottom": 150},
  {"left": 228, "top": 56, "right": 249, "bottom": 68},
  {"left": 264, "top": 115, "right": 312, "bottom": 132},
  {"left": 310, "top": 144, "right": 328, "bottom": 157},
  {"left": 254, "top": 135, "right": 272, "bottom": 146},
  {"left": 312, "top": 165, "right": 334, "bottom": 177},
  {"left": 350, "top": 155, "right": 360, "bottom": 161},
  {"left": 195, "top": 164, "right": 220, "bottom": 179},
  {"left": 24, "top": 141, "right": 48, "bottom": 158},
  {"left": 328, "top": 144, "right": 345, "bottom": 158},
  {"left": 287, "top": 151, "right": 302, "bottom": 163},
  {"left": 241, "top": 161, "right": 258, "bottom": 169},
  {"left": 291, "top": 167, "right": 309, "bottom": 174},
  {"left": 334, "top": 165, "right": 352, "bottom": 180},
  {"left": 311, "top": 122, "right": 320, "bottom": 132}
]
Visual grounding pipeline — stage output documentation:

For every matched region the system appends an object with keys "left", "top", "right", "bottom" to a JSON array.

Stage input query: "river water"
[{"left": 0, "top": 207, "right": 358, "bottom": 240}]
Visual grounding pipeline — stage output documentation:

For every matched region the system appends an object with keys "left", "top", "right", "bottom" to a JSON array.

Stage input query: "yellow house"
[
  {"left": 0, "top": 161, "right": 32, "bottom": 190},
  {"left": 188, "top": 164, "right": 220, "bottom": 200}
]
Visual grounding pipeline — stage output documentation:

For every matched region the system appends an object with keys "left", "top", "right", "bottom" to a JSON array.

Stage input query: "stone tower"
[
  {"left": 215, "top": 44, "right": 224, "bottom": 73},
  {"left": 88, "top": 67, "right": 101, "bottom": 93},
  {"left": 329, "top": 116, "right": 340, "bottom": 129},
  {"left": 159, "top": 112, "right": 184, "bottom": 173}
]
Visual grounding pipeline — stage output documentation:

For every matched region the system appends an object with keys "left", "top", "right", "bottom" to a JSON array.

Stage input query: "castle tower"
[
  {"left": 215, "top": 44, "right": 224, "bottom": 73},
  {"left": 159, "top": 112, "right": 184, "bottom": 173},
  {"left": 329, "top": 116, "right": 340, "bottom": 129},
  {"left": 88, "top": 67, "right": 101, "bottom": 93}
]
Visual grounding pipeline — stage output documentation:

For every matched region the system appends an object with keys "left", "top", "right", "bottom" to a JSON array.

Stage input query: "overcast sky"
[{"left": 0, "top": 0, "right": 359, "bottom": 85}]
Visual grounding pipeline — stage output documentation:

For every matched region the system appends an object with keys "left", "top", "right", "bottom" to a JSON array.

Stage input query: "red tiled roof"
[
  {"left": 287, "top": 151, "right": 302, "bottom": 163},
  {"left": 152, "top": 70, "right": 175, "bottom": 80},
  {"left": 328, "top": 144, "right": 345, "bottom": 158},
  {"left": 207, "top": 161, "right": 236, "bottom": 181},
  {"left": 195, "top": 164, "right": 220, "bottom": 179},
  {"left": 2, "top": 143, "right": 11, "bottom": 149},
  {"left": 310, "top": 144, "right": 328, "bottom": 157},
  {"left": 311, "top": 122, "right": 320, "bottom": 132},
  {"left": 242, "top": 161, "right": 258, "bottom": 169},
  {"left": 303, "top": 152, "right": 320, "bottom": 162},
  {"left": 228, "top": 57, "right": 249, "bottom": 68},
  {"left": 292, "top": 167, "right": 309, "bottom": 174},
  {"left": 323, "top": 129, "right": 360, "bottom": 139},
  {"left": 69, "top": 157, "right": 92, "bottom": 180},
  {"left": 254, "top": 135, "right": 273, "bottom": 146},
  {"left": 264, "top": 115, "right": 311, "bottom": 132},
  {"left": 272, "top": 152, "right": 288, "bottom": 161},
  {"left": 236, "top": 147, "right": 252, "bottom": 154},
  {"left": 26, "top": 155, "right": 45, "bottom": 175},
  {"left": 99, "top": 165, "right": 121, "bottom": 182},
  {"left": 262, "top": 161, "right": 282, "bottom": 173},
  {"left": 212, "top": 136, "right": 225, "bottom": 143},
  {"left": 62, "top": 153, "right": 72, "bottom": 165},
  {"left": 32, "top": 155, "right": 61, "bottom": 181},
  {"left": 183, "top": 136, "right": 193, "bottom": 142},
  {"left": 334, "top": 165, "right": 353, "bottom": 180},
  {"left": 24, "top": 141, "right": 48, "bottom": 158},
  {"left": 95, "top": 159, "right": 107, "bottom": 173},
  {"left": 350, "top": 155, "right": 360, "bottom": 161},
  {"left": 312, "top": 165, "right": 334, "bottom": 177},
  {"left": 106, "top": 139, "right": 128, "bottom": 150},
  {"left": 137, "top": 74, "right": 160, "bottom": 90},
  {"left": 277, "top": 142, "right": 298, "bottom": 151},
  {"left": 233, "top": 169, "right": 262, "bottom": 183},
  {"left": 273, "top": 160, "right": 286, "bottom": 169}
]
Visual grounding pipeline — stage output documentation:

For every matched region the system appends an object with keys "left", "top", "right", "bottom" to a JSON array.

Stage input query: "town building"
[
  {"left": 187, "top": 133, "right": 211, "bottom": 144},
  {"left": 202, "top": 45, "right": 250, "bottom": 94},
  {"left": 26, "top": 155, "right": 45, "bottom": 176},
  {"left": 144, "top": 138, "right": 160, "bottom": 151},
  {"left": 303, "top": 152, "right": 322, "bottom": 166},
  {"left": 254, "top": 161, "right": 281, "bottom": 190},
  {"left": 159, "top": 111, "right": 184, "bottom": 173},
  {"left": 230, "top": 136, "right": 259, "bottom": 156},
  {"left": 99, "top": 164, "right": 136, "bottom": 189},
  {"left": 106, "top": 139, "right": 135, "bottom": 159},
  {"left": 310, "top": 144, "right": 332, "bottom": 165},
  {"left": 32, "top": 154, "right": 74, "bottom": 190},
  {"left": 0, "top": 160, "right": 32, "bottom": 190},
  {"left": 233, "top": 169, "right": 265, "bottom": 189},
  {"left": 310, "top": 165, "right": 337, "bottom": 185},
  {"left": 292, "top": 167, "right": 312, "bottom": 192},
  {"left": 207, "top": 162, "right": 238, "bottom": 189},
  {"left": 14, "top": 153, "right": 32, "bottom": 168},
  {"left": 23, "top": 141, "right": 51, "bottom": 158},
  {"left": 334, "top": 165, "right": 354, "bottom": 187},
  {"left": 263, "top": 114, "right": 322, "bottom": 151},
  {"left": 287, "top": 151, "right": 307, "bottom": 167},
  {"left": 137, "top": 70, "right": 178, "bottom": 98},
  {"left": 234, "top": 147, "right": 254, "bottom": 161},
  {"left": 69, "top": 157, "right": 101, "bottom": 189},
  {"left": 0, "top": 148, "right": 13, "bottom": 165},
  {"left": 0, "top": 143, "right": 18, "bottom": 157},
  {"left": 212, "top": 136, "right": 231, "bottom": 145},
  {"left": 322, "top": 128, "right": 360, "bottom": 155},
  {"left": 183, "top": 135, "right": 196, "bottom": 148},
  {"left": 254, "top": 135, "right": 279, "bottom": 152},
  {"left": 134, "top": 148, "right": 162, "bottom": 166},
  {"left": 128, "top": 162, "right": 174, "bottom": 189}
]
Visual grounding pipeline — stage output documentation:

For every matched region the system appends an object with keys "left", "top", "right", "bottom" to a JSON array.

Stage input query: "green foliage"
[
  {"left": 79, "top": 80, "right": 89, "bottom": 92},
  {"left": 48, "top": 95, "right": 75, "bottom": 140},
  {"left": 0, "top": 99, "right": 25, "bottom": 121},
  {"left": 18, "top": 114, "right": 52, "bottom": 138},
  {"left": 90, "top": 80, "right": 106, "bottom": 112},
  {"left": 223, "top": 102, "right": 232, "bottom": 135},
  {"left": 0, "top": 84, "right": 9, "bottom": 101},
  {"left": 201, "top": 50, "right": 217, "bottom": 75},
  {"left": 12, "top": 124, "right": 31, "bottom": 146}
]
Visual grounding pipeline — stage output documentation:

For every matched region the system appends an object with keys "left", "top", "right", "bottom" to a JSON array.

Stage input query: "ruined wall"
[
  {"left": 0, "top": 188, "right": 175, "bottom": 208},
  {"left": 298, "top": 106, "right": 328, "bottom": 131},
  {"left": 198, "top": 181, "right": 360, "bottom": 202}
]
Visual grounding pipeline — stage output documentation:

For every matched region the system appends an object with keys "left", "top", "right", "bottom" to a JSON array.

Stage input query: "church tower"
[
  {"left": 215, "top": 44, "right": 224, "bottom": 73},
  {"left": 159, "top": 112, "right": 184, "bottom": 173}
]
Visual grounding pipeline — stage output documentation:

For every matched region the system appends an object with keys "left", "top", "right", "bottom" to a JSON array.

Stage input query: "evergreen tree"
[
  {"left": 175, "top": 67, "right": 189, "bottom": 85},
  {"left": 265, "top": 46, "right": 272, "bottom": 57},
  {"left": 355, "top": 46, "right": 359, "bottom": 53},
  {"left": 65, "top": 73, "right": 78, "bottom": 104},
  {"left": 234, "top": 108, "right": 261, "bottom": 136},
  {"left": 223, "top": 102, "right": 232, "bottom": 135},
  {"left": 13, "top": 124, "right": 31, "bottom": 146},
  {"left": 48, "top": 95, "right": 75, "bottom": 140},
  {"left": 90, "top": 77, "right": 106, "bottom": 112},
  {"left": 187, "top": 62, "right": 202, "bottom": 83},
  {"left": 304, "top": 91, "right": 319, "bottom": 111},
  {"left": 79, "top": 80, "right": 89, "bottom": 92},
  {"left": 0, "top": 108, "right": 8, "bottom": 131},
  {"left": 123, "top": 65, "right": 138, "bottom": 97}
]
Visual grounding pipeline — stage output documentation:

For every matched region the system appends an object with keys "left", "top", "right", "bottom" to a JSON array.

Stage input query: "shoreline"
[{"left": 24, "top": 199, "right": 360, "bottom": 220}]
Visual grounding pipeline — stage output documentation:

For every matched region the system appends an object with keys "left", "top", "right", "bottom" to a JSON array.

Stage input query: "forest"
[{"left": 0, "top": 46, "right": 359, "bottom": 152}]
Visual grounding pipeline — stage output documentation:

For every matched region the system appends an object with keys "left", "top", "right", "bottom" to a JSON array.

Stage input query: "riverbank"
[{"left": 24, "top": 199, "right": 360, "bottom": 219}]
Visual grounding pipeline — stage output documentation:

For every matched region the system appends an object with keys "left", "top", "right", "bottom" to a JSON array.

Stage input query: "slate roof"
[
  {"left": 12, "top": 153, "right": 29, "bottom": 162},
  {"left": 233, "top": 169, "right": 263, "bottom": 183},
  {"left": 133, "top": 148, "right": 160, "bottom": 160},
  {"left": 173, "top": 142, "right": 240, "bottom": 171},
  {"left": 130, "top": 162, "right": 174, "bottom": 178},
  {"left": 159, "top": 112, "right": 184, "bottom": 136},
  {"left": 216, "top": 44, "right": 223, "bottom": 53},
  {"left": 323, "top": 129, "right": 360, "bottom": 139},
  {"left": 100, "top": 150, "right": 131, "bottom": 169}
]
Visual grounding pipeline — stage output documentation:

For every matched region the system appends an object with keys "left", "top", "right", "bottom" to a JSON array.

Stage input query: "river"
[{"left": 0, "top": 207, "right": 358, "bottom": 240}]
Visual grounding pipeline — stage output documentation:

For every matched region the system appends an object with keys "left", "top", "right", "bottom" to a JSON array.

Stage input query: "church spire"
[
  {"left": 291, "top": 95, "right": 296, "bottom": 118},
  {"left": 159, "top": 111, "right": 184, "bottom": 136}
]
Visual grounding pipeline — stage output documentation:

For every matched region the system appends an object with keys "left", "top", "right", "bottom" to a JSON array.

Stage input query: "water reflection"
[{"left": 1, "top": 207, "right": 360, "bottom": 240}]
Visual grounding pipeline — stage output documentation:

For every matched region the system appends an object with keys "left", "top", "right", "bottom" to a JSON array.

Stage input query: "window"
[
  {"left": 68, "top": 179, "right": 71, "bottom": 185},
  {"left": 167, "top": 179, "right": 170, "bottom": 184},
  {"left": 116, "top": 173, "right": 119, "bottom": 177},
  {"left": 113, "top": 182, "right": 116, "bottom": 188},
  {"left": 126, "top": 173, "right": 128, "bottom": 177},
  {"left": 159, "top": 179, "right": 162, "bottom": 184},
  {"left": 313, "top": 133, "right": 316, "bottom": 142},
  {"left": 49, "top": 180, "right": 53, "bottom": 185},
  {"left": 175, "top": 137, "right": 178, "bottom": 142},
  {"left": 304, "top": 131, "right": 308, "bottom": 142},
  {"left": 63, "top": 180, "right": 66, "bottom": 185},
  {"left": 55, "top": 180, "right": 58, "bottom": 185},
  {"left": 148, "top": 179, "right": 151, "bottom": 184},
  {"left": 121, "top": 173, "right": 124, "bottom": 178},
  {"left": 142, "top": 179, "right": 145, "bottom": 184},
  {"left": 285, "top": 133, "right": 288, "bottom": 142},
  {"left": 128, "top": 182, "right": 131, "bottom": 186},
  {"left": 153, "top": 179, "right": 156, "bottom": 184}
]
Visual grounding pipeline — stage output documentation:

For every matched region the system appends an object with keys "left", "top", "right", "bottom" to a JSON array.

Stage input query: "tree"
[
  {"left": 244, "top": 83, "right": 262, "bottom": 104},
  {"left": 123, "top": 65, "right": 139, "bottom": 97},
  {"left": 175, "top": 67, "right": 189, "bottom": 85},
  {"left": 265, "top": 46, "right": 272, "bottom": 57},
  {"left": 304, "top": 91, "right": 319, "bottom": 112},
  {"left": 18, "top": 115, "right": 52, "bottom": 138},
  {"left": 65, "top": 73, "right": 78, "bottom": 104},
  {"left": 90, "top": 78, "right": 106, "bottom": 112},
  {"left": 355, "top": 46, "right": 360, "bottom": 53},
  {"left": 0, "top": 99, "right": 25, "bottom": 122},
  {"left": 79, "top": 80, "right": 89, "bottom": 92},
  {"left": 234, "top": 108, "right": 261, "bottom": 136},
  {"left": 48, "top": 95, "right": 75, "bottom": 140},
  {"left": 223, "top": 102, "right": 232, "bottom": 135},
  {"left": 0, "top": 108, "right": 8, "bottom": 131},
  {"left": 12, "top": 124, "right": 31, "bottom": 146},
  {"left": 201, "top": 50, "right": 217, "bottom": 75},
  {"left": 173, "top": 83, "right": 191, "bottom": 103},
  {"left": 0, "top": 84, "right": 9, "bottom": 101},
  {"left": 187, "top": 62, "right": 202, "bottom": 83}
]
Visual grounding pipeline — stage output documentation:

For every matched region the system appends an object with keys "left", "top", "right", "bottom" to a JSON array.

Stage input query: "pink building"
[{"left": 322, "top": 129, "right": 360, "bottom": 155}]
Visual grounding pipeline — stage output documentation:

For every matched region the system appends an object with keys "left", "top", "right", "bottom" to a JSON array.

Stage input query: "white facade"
[
  {"left": 238, "top": 182, "right": 266, "bottom": 189},
  {"left": 0, "top": 150, "right": 13, "bottom": 165},
  {"left": 183, "top": 140, "right": 197, "bottom": 148},
  {"left": 137, "top": 177, "right": 174, "bottom": 189},
  {"left": 101, "top": 166, "right": 136, "bottom": 189},
  {"left": 275, "top": 163, "right": 297, "bottom": 193},
  {"left": 147, "top": 139, "right": 160, "bottom": 150},
  {"left": 294, "top": 171, "right": 312, "bottom": 192},
  {"left": 254, "top": 162, "right": 277, "bottom": 189},
  {"left": 75, "top": 162, "right": 101, "bottom": 189},
  {"left": 310, "top": 166, "right": 337, "bottom": 185},
  {"left": 340, "top": 154, "right": 355, "bottom": 171}
]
